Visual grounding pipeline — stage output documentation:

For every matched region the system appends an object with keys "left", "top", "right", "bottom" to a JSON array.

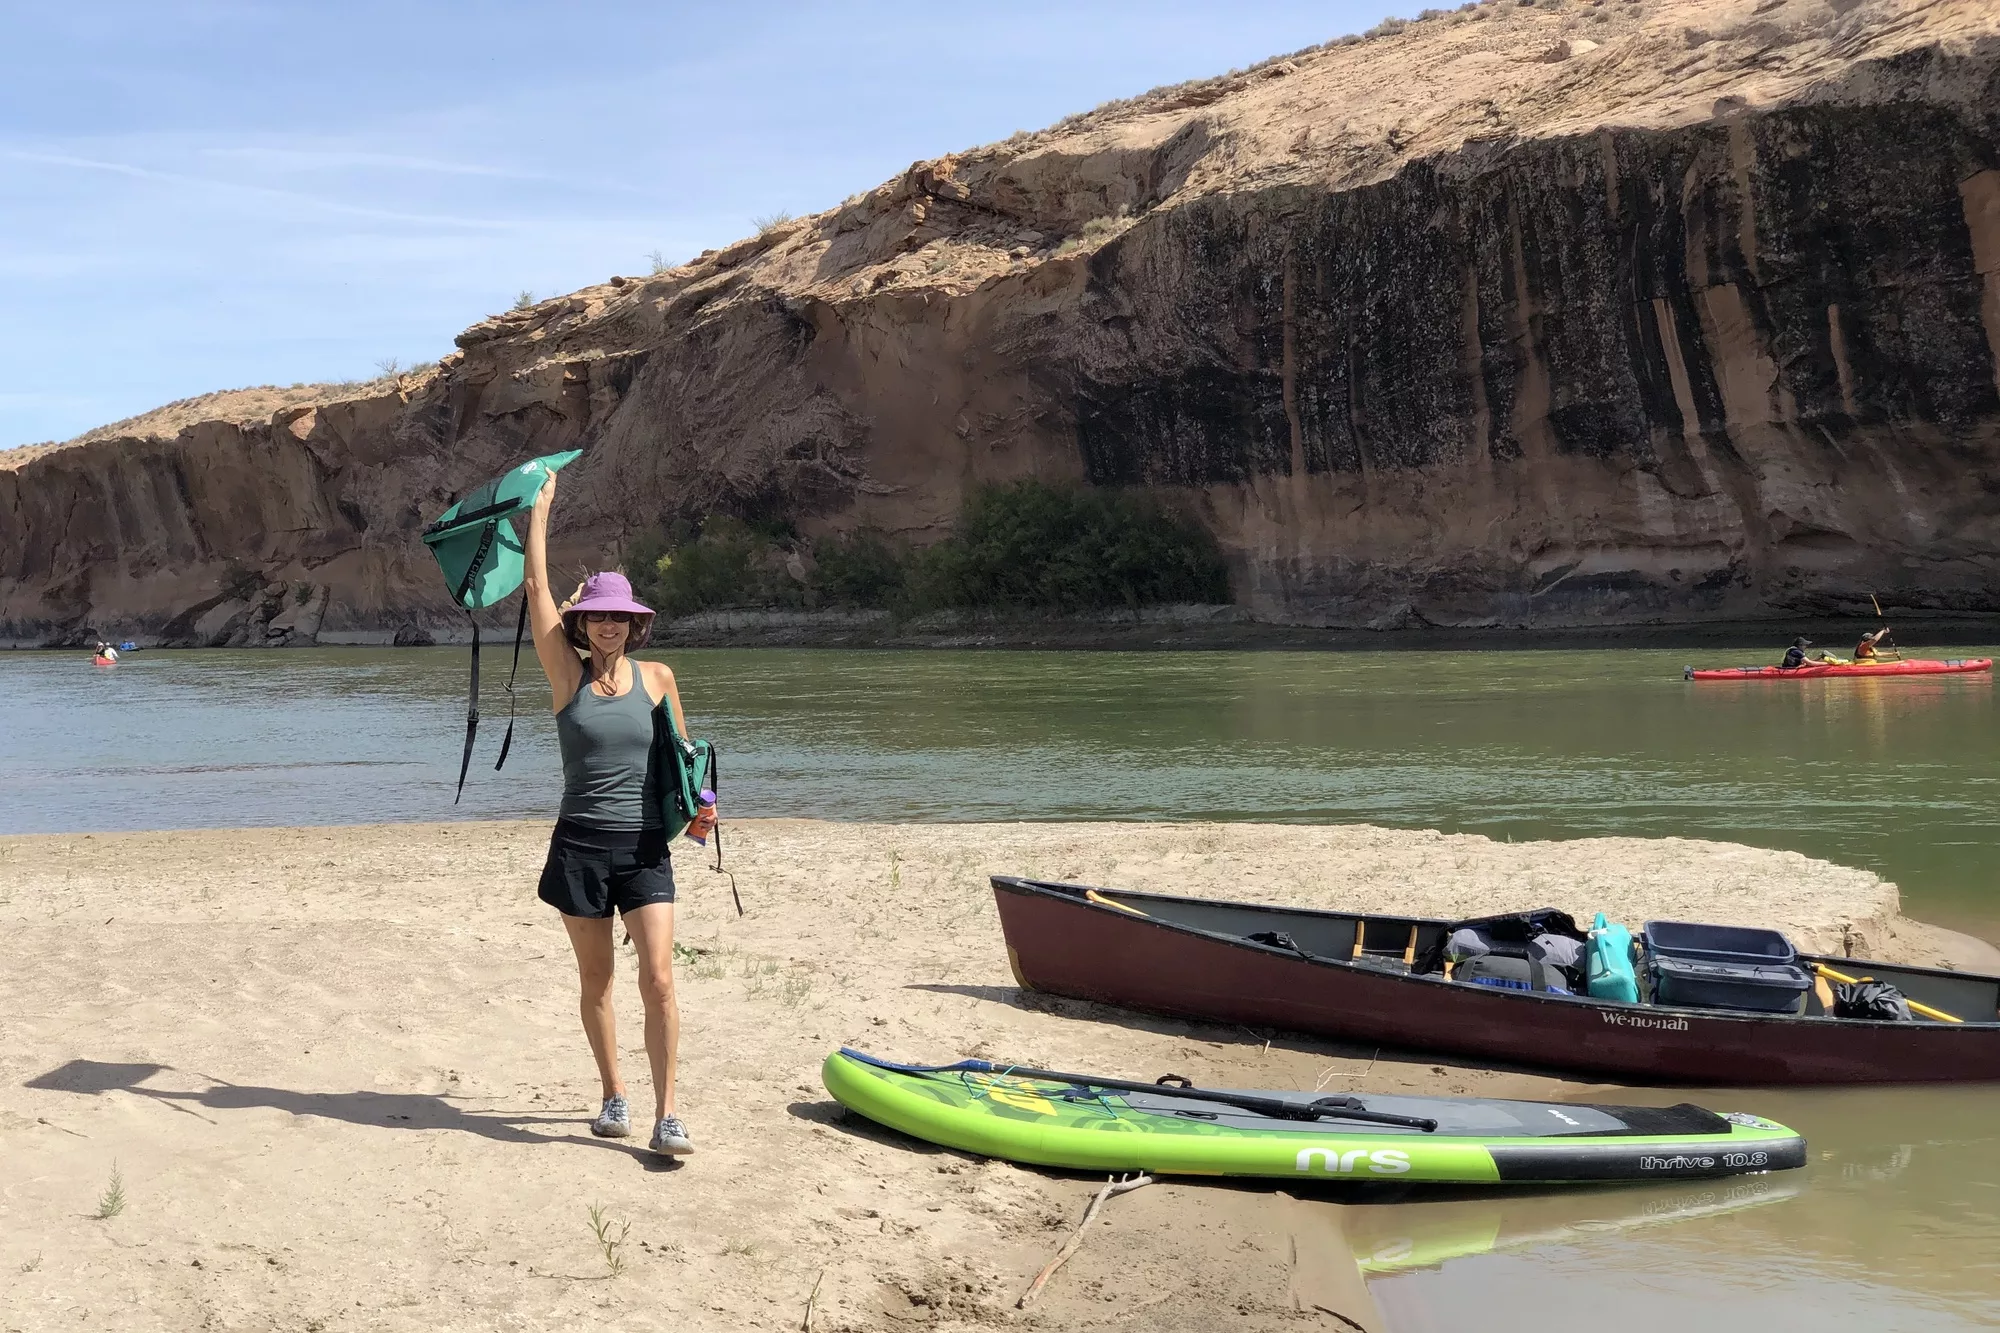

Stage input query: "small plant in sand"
[
  {"left": 95, "top": 1163, "right": 126, "bottom": 1219},
  {"left": 741, "top": 955, "right": 782, "bottom": 997},
  {"left": 675, "top": 939, "right": 732, "bottom": 979},
  {"left": 587, "top": 1202, "right": 631, "bottom": 1277},
  {"left": 720, "top": 1238, "right": 760, "bottom": 1258},
  {"left": 777, "top": 968, "right": 815, "bottom": 1009},
  {"left": 19, "top": 1252, "right": 42, "bottom": 1273}
]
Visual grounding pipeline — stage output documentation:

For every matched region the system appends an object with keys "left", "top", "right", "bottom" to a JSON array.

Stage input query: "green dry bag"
[
  {"left": 420, "top": 449, "right": 582, "bottom": 801},
  {"left": 651, "top": 698, "right": 718, "bottom": 842}
]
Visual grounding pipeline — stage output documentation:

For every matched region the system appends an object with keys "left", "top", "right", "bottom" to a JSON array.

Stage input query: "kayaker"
[
  {"left": 1780, "top": 637, "right": 1812, "bottom": 669},
  {"left": 1854, "top": 627, "right": 1892, "bottom": 660},
  {"left": 523, "top": 469, "right": 697, "bottom": 1157}
]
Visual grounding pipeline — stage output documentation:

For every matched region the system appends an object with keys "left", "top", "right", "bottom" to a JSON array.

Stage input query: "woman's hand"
[{"left": 525, "top": 468, "right": 580, "bottom": 705}]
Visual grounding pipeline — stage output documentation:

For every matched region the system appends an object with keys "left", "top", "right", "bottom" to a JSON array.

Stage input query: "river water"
[
  {"left": 4, "top": 643, "right": 1998, "bottom": 1327},
  {"left": 4, "top": 643, "right": 1995, "bottom": 931},
  {"left": 1351, "top": 1079, "right": 2000, "bottom": 1330}
]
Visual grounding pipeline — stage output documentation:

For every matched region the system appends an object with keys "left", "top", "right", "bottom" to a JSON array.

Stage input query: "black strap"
[
  {"left": 706, "top": 749, "right": 742, "bottom": 916},
  {"left": 453, "top": 614, "right": 480, "bottom": 804},
  {"left": 448, "top": 519, "right": 501, "bottom": 803},
  {"left": 452, "top": 520, "right": 499, "bottom": 607},
  {"left": 492, "top": 596, "right": 529, "bottom": 772},
  {"left": 424, "top": 498, "right": 518, "bottom": 539}
]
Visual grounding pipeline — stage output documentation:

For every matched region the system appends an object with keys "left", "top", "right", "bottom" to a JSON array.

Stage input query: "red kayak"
[{"left": 1686, "top": 658, "right": 1991, "bottom": 681}]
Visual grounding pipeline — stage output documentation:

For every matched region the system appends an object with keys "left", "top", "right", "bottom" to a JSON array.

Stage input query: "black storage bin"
[{"left": 1641, "top": 920, "right": 1811, "bottom": 1013}]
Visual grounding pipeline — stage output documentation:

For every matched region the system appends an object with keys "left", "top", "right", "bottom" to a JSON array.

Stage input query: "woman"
[{"left": 524, "top": 471, "right": 693, "bottom": 1156}]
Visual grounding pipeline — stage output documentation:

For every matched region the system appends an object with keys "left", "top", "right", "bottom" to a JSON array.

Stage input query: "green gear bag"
[
  {"left": 652, "top": 686, "right": 740, "bottom": 915},
  {"left": 419, "top": 449, "right": 583, "bottom": 800},
  {"left": 651, "top": 697, "right": 717, "bottom": 842}
]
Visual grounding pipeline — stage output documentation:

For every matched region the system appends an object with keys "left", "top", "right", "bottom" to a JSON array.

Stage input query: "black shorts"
[{"left": 537, "top": 820, "right": 676, "bottom": 919}]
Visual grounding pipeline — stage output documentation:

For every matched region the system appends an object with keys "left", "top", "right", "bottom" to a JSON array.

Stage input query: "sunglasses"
[{"left": 582, "top": 611, "right": 637, "bottom": 624}]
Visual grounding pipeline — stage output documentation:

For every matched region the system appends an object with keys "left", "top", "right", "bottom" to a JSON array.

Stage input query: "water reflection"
[{"left": 1352, "top": 1083, "right": 2000, "bottom": 1330}]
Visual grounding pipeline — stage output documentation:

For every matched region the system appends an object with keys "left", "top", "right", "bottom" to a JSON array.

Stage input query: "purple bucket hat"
[{"left": 563, "top": 571, "right": 654, "bottom": 618}]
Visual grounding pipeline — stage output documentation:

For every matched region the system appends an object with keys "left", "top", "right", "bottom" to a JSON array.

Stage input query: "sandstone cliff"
[{"left": 5, "top": 0, "right": 1999, "bottom": 646}]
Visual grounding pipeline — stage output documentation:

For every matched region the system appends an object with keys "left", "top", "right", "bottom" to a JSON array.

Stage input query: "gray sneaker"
[
  {"left": 590, "top": 1095, "right": 631, "bottom": 1138},
  {"left": 650, "top": 1114, "right": 693, "bottom": 1156}
]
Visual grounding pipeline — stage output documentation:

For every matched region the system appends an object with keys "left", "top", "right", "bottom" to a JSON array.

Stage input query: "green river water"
[
  {"left": 5, "top": 643, "right": 1999, "bottom": 1328},
  {"left": 5, "top": 644, "right": 1995, "bottom": 934}
]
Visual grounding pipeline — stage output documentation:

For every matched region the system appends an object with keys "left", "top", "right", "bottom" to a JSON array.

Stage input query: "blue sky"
[{"left": 3, "top": 1, "right": 1401, "bottom": 448}]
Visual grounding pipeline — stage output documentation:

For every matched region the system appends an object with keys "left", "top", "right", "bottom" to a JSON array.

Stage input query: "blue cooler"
[{"left": 1641, "top": 920, "right": 1811, "bottom": 1013}]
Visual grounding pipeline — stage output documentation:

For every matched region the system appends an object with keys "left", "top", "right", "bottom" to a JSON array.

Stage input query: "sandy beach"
[{"left": 1, "top": 819, "right": 1987, "bottom": 1333}]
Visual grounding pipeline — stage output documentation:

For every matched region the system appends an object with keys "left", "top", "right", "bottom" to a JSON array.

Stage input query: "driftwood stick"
[
  {"left": 802, "top": 1267, "right": 825, "bottom": 1332},
  {"left": 1016, "top": 1173, "right": 1153, "bottom": 1308}
]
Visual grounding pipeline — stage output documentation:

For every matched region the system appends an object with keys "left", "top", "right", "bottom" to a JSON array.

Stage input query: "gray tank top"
[{"left": 555, "top": 664, "right": 661, "bottom": 829}]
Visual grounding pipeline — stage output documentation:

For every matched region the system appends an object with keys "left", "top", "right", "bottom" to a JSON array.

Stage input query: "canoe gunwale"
[
  {"left": 990, "top": 876, "right": 2000, "bottom": 1084},
  {"left": 994, "top": 875, "right": 1995, "bottom": 1015}
]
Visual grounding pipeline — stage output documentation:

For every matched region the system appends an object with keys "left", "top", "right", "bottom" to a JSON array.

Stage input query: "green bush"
[
  {"left": 910, "top": 480, "right": 1228, "bottom": 613},
  {"left": 813, "top": 529, "right": 910, "bottom": 607},
  {"left": 628, "top": 516, "right": 801, "bottom": 617},
  {"left": 624, "top": 481, "right": 1228, "bottom": 620}
]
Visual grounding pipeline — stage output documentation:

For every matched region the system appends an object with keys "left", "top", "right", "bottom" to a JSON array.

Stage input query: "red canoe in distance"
[
  {"left": 990, "top": 876, "right": 2000, "bottom": 1085},
  {"left": 1686, "top": 658, "right": 1991, "bottom": 681}
]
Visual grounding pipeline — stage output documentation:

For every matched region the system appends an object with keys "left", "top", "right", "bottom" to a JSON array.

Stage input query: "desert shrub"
[
  {"left": 907, "top": 480, "right": 1228, "bottom": 613},
  {"left": 812, "top": 529, "right": 910, "bottom": 607},
  {"left": 626, "top": 481, "right": 1228, "bottom": 619},
  {"left": 629, "top": 516, "right": 795, "bottom": 617},
  {"left": 218, "top": 562, "right": 263, "bottom": 599},
  {"left": 752, "top": 210, "right": 795, "bottom": 236}
]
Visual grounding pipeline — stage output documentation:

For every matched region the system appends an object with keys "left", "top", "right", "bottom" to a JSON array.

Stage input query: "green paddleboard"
[{"left": 822, "top": 1049, "right": 1805, "bottom": 1186}]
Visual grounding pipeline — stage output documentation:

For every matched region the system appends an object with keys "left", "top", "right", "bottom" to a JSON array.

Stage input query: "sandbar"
[{"left": 0, "top": 820, "right": 1984, "bottom": 1331}]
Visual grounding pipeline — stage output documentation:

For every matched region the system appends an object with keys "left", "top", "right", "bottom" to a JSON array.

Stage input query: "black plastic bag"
[{"left": 1832, "top": 980, "right": 1912, "bottom": 1021}]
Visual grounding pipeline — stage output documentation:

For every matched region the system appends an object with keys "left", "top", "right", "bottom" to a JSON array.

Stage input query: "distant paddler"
[
  {"left": 1779, "top": 637, "right": 1848, "bottom": 669},
  {"left": 1853, "top": 626, "right": 1895, "bottom": 661}
]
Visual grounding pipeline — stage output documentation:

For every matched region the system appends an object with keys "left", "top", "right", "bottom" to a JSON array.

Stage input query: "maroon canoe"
[{"left": 991, "top": 876, "right": 2000, "bottom": 1085}]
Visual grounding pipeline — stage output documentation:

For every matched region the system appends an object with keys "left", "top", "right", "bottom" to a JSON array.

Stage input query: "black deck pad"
[{"left": 1572, "top": 1102, "right": 1731, "bottom": 1137}]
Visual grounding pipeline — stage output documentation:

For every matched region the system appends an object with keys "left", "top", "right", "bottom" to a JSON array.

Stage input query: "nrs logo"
[{"left": 1295, "top": 1148, "right": 1411, "bottom": 1176}]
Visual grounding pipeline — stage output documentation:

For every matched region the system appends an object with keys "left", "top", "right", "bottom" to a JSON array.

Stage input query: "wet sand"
[{"left": 1, "top": 820, "right": 1989, "bottom": 1332}]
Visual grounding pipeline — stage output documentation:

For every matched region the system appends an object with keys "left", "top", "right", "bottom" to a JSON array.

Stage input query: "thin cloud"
[
  {"left": 196, "top": 142, "right": 682, "bottom": 200},
  {"left": 198, "top": 145, "right": 556, "bottom": 181},
  {"left": 0, "top": 147, "right": 531, "bottom": 231}
]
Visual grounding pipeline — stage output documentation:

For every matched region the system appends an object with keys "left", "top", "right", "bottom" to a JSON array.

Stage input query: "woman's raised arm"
[{"left": 525, "top": 473, "right": 583, "bottom": 709}]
